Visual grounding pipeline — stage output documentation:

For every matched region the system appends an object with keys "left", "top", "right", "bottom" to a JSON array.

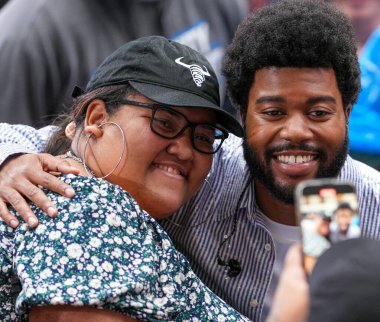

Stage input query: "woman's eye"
[{"left": 153, "top": 118, "right": 177, "bottom": 132}]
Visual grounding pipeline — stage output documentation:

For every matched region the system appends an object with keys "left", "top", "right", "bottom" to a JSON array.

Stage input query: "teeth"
[
  {"left": 277, "top": 155, "right": 315, "bottom": 164},
  {"left": 156, "top": 164, "right": 181, "bottom": 175}
]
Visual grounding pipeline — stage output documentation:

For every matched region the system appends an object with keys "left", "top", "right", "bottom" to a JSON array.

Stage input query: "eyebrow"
[
  {"left": 255, "top": 96, "right": 286, "bottom": 104},
  {"left": 306, "top": 96, "right": 337, "bottom": 105},
  {"left": 255, "top": 95, "right": 337, "bottom": 105}
]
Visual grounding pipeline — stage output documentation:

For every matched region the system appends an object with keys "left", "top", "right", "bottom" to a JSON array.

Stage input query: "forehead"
[{"left": 249, "top": 67, "right": 342, "bottom": 103}]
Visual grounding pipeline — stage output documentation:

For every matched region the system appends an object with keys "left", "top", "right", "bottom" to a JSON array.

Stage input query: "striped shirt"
[{"left": 1, "top": 122, "right": 380, "bottom": 321}]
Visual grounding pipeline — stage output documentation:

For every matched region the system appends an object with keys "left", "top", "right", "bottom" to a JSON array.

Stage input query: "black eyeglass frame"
[{"left": 118, "top": 99, "right": 229, "bottom": 154}]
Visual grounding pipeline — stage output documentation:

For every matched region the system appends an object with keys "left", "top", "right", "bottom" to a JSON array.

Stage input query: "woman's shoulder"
[{"left": 29, "top": 174, "right": 155, "bottom": 229}]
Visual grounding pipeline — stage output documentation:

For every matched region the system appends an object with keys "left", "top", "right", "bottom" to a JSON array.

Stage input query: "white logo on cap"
[{"left": 175, "top": 57, "right": 211, "bottom": 87}]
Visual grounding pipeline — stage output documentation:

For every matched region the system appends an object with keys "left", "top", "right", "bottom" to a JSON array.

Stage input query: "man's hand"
[{"left": 0, "top": 153, "right": 80, "bottom": 228}]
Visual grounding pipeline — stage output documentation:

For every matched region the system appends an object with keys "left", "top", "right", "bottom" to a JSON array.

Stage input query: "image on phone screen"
[{"left": 295, "top": 179, "right": 360, "bottom": 274}]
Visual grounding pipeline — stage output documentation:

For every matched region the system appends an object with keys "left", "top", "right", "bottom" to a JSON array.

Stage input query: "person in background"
[
  {"left": 1, "top": 1, "right": 380, "bottom": 321},
  {"left": 0, "top": 0, "right": 248, "bottom": 126},
  {"left": 330, "top": 202, "right": 360, "bottom": 242},
  {"left": 332, "top": 0, "right": 380, "bottom": 170}
]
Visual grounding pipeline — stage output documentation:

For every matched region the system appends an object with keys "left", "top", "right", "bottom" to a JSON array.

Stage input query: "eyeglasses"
[{"left": 118, "top": 99, "right": 228, "bottom": 154}]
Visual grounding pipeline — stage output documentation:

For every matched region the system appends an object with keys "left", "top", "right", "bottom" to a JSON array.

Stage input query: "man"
[
  {"left": 330, "top": 202, "right": 360, "bottom": 242},
  {"left": 1, "top": 1, "right": 380, "bottom": 321}
]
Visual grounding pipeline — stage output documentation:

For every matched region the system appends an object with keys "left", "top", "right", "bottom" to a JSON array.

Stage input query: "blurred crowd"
[{"left": 0, "top": 0, "right": 378, "bottom": 169}]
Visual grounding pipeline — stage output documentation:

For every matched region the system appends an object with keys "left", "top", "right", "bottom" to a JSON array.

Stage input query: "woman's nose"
[{"left": 166, "top": 129, "right": 195, "bottom": 160}]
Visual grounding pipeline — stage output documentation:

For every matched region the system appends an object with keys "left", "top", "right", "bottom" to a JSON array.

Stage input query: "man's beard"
[{"left": 243, "top": 133, "right": 349, "bottom": 204}]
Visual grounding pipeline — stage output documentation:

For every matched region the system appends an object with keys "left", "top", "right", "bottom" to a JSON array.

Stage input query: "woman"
[{"left": 0, "top": 36, "right": 248, "bottom": 321}]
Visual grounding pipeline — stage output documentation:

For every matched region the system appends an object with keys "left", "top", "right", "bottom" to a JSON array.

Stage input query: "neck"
[{"left": 254, "top": 181, "right": 297, "bottom": 226}]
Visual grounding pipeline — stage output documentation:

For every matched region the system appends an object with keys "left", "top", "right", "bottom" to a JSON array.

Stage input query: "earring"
[
  {"left": 83, "top": 121, "right": 126, "bottom": 180},
  {"left": 165, "top": 177, "right": 215, "bottom": 229},
  {"left": 65, "top": 121, "right": 77, "bottom": 139}
]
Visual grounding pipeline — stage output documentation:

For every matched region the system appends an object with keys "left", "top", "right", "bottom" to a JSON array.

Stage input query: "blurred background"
[{"left": 0, "top": 0, "right": 378, "bottom": 170}]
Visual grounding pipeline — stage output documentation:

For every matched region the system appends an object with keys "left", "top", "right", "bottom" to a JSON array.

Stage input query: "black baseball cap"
[{"left": 76, "top": 36, "right": 243, "bottom": 137}]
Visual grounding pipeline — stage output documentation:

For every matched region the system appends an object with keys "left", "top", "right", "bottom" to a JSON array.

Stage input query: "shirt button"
[
  {"left": 264, "top": 243, "right": 271, "bottom": 252},
  {"left": 250, "top": 299, "right": 259, "bottom": 308}
]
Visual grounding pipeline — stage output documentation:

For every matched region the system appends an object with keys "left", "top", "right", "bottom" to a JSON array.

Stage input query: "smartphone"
[{"left": 295, "top": 178, "right": 360, "bottom": 274}]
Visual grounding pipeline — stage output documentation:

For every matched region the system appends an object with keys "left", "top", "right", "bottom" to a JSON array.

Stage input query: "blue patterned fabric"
[{"left": 0, "top": 174, "right": 249, "bottom": 321}]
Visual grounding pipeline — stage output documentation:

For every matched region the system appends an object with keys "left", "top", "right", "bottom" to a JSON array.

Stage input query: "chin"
[{"left": 146, "top": 198, "right": 185, "bottom": 221}]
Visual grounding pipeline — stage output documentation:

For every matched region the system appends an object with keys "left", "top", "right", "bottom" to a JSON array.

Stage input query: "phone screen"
[{"left": 295, "top": 179, "right": 360, "bottom": 274}]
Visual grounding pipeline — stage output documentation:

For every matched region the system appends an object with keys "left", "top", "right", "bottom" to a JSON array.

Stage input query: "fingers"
[
  {"left": 12, "top": 178, "right": 60, "bottom": 218},
  {"left": 40, "top": 153, "right": 80, "bottom": 176},
  {"left": 284, "top": 243, "right": 303, "bottom": 267},
  {"left": 0, "top": 189, "right": 38, "bottom": 228},
  {"left": 35, "top": 171, "right": 75, "bottom": 199},
  {"left": 0, "top": 199, "right": 19, "bottom": 228},
  {"left": 0, "top": 153, "right": 79, "bottom": 228}
]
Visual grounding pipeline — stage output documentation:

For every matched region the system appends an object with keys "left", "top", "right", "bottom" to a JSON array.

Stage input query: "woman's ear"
[{"left": 84, "top": 99, "right": 109, "bottom": 138}]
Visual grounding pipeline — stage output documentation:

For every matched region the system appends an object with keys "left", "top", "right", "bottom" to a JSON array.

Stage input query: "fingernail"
[
  {"left": 47, "top": 206, "right": 57, "bottom": 217},
  {"left": 10, "top": 219, "right": 19, "bottom": 228},
  {"left": 28, "top": 217, "right": 38, "bottom": 227},
  {"left": 64, "top": 187, "right": 75, "bottom": 197}
]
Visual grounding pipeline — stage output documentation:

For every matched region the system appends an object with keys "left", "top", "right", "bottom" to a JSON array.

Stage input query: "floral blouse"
[{"left": 0, "top": 174, "right": 249, "bottom": 321}]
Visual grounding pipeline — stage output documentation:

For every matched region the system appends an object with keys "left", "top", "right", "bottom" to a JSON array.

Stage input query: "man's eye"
[
  {"left": 309, "top": 110, "right": 333, "bottom": 121},
  {"left": 263, "top": 110, "right": 284, "bottom": 117},
  {"left": 309, "top": 110, "right": 332, "bottom": 117}
]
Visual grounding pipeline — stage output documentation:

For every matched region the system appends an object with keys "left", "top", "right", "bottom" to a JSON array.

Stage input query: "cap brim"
[{"left": 130, "top": 81, "right": 244, "bottom": 137}]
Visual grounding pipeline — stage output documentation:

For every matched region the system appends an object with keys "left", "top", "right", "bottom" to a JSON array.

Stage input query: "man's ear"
[
  {"left": 84, "top": 99, "right": 109, "bottom": 138},
  {"left": 345, "top": 104, "right": 352, "bottom": 124},
  {"left": 240, "top": 111, "right": 245, "bottom": 125}
]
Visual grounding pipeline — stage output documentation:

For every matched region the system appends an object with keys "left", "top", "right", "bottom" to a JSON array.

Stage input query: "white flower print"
[
  {"left": 153, "top": 297, "right": 168, "bottom": 307},
  {"left": 67, "top": 243, "right": 83, "bottom": 258},
  {"left": 162, "top": 284, "right": 175, "bottom": 295},
  {"left": 40, "top": 268, "right": 52, "bottom": 279},
  {"left": 51, "top": 296, "right": 65, "bottom": 305},
  {"left": 67, "top": 287, "right": 78, "bottom": 295},
  {"left": 46, "top": 247, "right": 55, "bottom": 256},
  {"left": 106, "top": 213, "right": 122, "bottom": 227},
  {"left": 101, "top": 261, "right": 113, "bottom": 272},
  {"left": 89, "top": 279, "right": 102, "bottom": 289},
  {"left": 111, "top": 248, "right": 122, "bottom": 258},
  {"left": 87, "top": 264, "right": 95, "bottom": 272},
  {"left": 56, "top": 222, "right": 65, "bottom": 230},
  {"left": 59, "top": 256, "right": 69, "bottom": 265},
  {"left": 174, "top": 273, "right": 185, "bottom": 284},
  {"left": 48, "top": 230, "right": 62, "bottom": 240},
  {"left": 89, "top": 237, "right": 102, "bottom": 248},
  {"left": 69, "top": 203, "right": 82, "bottom": 212},
  {"left": 35, "top": 224, "right": 47, "bottom": 235}
]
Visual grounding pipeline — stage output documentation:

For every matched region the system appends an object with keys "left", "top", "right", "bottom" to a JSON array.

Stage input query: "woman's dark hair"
[
  {"left": 44, "top": 83, "right": 137, "bottom": 155},
  {"left": 223, "top": 0, "right": 361, "bottom": 118}
]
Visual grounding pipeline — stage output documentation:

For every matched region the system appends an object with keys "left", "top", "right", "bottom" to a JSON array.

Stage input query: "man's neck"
[{"left": 254, "top": 181, "right": 297, "bottom": 226}]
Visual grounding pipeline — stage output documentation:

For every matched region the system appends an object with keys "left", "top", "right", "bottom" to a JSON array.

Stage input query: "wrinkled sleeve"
[{"left": 0, "top": 123, "right": 55, "bottom": 164}]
